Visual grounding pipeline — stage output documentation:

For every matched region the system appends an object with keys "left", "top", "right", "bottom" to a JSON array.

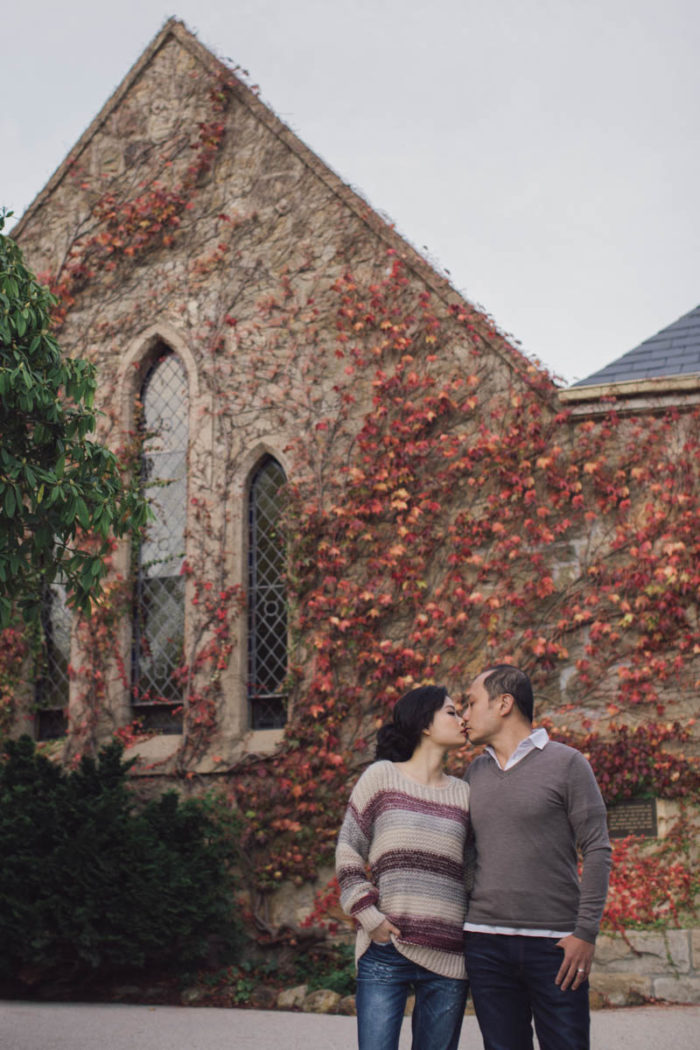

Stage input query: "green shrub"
[
  {"left": 0, "top": 736, "right": 244, "bottom": 990},
  {"left": 293, "top": 942, "right": 356, "bottom": 997}
]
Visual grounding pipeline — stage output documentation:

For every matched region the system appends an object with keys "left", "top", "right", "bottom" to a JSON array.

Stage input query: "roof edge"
[{"left": 559, "top": 373, "right": 700, "bottom": 403}]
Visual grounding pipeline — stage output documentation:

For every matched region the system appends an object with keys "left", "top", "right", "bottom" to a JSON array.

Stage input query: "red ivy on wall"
[{"left": 4, "top": 69, "right": 698, "bottom": 935}]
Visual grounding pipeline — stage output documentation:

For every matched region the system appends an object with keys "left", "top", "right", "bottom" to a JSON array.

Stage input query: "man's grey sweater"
[{"left": 465, "top": 742, "right": 612, "bottom": 943}]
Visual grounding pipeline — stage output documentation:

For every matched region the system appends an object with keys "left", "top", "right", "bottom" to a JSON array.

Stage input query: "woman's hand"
[{"left": 370, "top": 918, "right": 402, "bottom": 943}]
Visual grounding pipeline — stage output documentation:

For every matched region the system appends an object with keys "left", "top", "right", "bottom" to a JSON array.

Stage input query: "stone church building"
[{"left": 9, "top": 18, "right": 699, "bottom": 791}]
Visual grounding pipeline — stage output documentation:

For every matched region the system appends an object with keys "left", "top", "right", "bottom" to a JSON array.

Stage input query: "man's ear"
[{"left": 499, "top": 692, "right": 516, "bottom": 717}]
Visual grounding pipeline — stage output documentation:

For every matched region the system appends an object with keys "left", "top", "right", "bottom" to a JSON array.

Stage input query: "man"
[{"left": 462, "top": 664, "right": 611, "bottom": 1050}]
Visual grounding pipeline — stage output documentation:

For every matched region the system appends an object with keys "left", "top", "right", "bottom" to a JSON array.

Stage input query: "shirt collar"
[{"left": 485, "top": 727, "right": 549, "bottom": 769}]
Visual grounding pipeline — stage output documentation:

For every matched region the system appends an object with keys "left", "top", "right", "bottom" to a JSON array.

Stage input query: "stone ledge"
[
  {"left": 594, "top": 930, "right": 691, "bottom": 974},
  {"left": 652, "top": 977, "right": 700, "bottom": 1004},
  {"left": 589, "top": 973, "right": 651, "bottom": 1007},
  {"left": 590, "top": 928, "right": 700, "bottom": 1004},
  {"left": 692, "top": 930, "right": 700, "bottom": 970}
]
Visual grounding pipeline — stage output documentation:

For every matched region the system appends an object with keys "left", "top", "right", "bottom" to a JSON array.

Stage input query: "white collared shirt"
[
  {"left": 463, "top": 729, "right": 574, "bottom": 939},
  {"left": 485, "top": 725, "right": 549, "bottom": 771}
]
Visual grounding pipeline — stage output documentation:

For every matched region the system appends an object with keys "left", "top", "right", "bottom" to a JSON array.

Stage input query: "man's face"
[{"left": 464, "top": 673, "right": 501, "bottom": 747}]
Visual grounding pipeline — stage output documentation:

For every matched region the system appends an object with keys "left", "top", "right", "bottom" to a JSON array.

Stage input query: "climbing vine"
[
  {"left": 602, "top": 814, "right": 699, "bottom": 933},
  {"left": 223, "top": 263, "right": 699, "bottom": 910},
  {"left": 3, "top": 53, "right": 698, "bottom": 943}
]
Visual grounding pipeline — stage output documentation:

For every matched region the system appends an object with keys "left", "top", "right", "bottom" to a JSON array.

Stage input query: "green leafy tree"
[{"left": 0, "top": 209, "right": 149, "bottom": 627}]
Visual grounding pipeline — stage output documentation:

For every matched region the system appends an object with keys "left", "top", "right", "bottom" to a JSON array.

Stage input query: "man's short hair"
[{"left": 482, "top": 664, "right": 534, "bottom": 723}]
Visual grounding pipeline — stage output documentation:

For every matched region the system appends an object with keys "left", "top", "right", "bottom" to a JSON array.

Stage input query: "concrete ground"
[{"left": 2, "top": 1000, "right": 699, "bottom": 1050}]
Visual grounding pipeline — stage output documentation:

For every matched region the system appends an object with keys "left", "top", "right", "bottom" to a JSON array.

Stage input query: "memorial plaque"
[{"left": 606, "top": 798, "right": 657, "bottom": 839}]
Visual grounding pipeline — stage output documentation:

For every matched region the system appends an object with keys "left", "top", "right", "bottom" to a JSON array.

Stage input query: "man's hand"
[
  {"left": 555, "top": 935, "right": 594, "bottom": 991},
  {"left": 370, "top": 918, "right": 402, "bottom": 943}
]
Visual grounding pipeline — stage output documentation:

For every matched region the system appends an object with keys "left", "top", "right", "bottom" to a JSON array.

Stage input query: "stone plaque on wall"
[{"left": 606, "top": 798, "right": 658, "bottom": 839}]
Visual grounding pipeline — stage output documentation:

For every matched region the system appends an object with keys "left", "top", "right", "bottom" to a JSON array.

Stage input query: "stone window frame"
[{"left": 109, "top": 324, "right": 201, "bottom": 763}]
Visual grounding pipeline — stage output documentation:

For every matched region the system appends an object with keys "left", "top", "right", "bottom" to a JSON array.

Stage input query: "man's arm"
[
  {"left": 557, "top": 752, "right": 612, "bottom": 989},
  {"left": 569, "top": 752, "right": 612, "bottom": 935}
]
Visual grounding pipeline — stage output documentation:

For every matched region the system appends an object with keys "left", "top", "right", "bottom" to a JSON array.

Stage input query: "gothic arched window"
[
  {"left": 247, "top": 456, "right": 287, "bottom": 729},
  {"left": 132, "top": 348, "right": 188, "bottom": 733}
]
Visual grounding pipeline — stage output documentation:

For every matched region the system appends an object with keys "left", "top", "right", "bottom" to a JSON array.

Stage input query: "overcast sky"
[{"left": 2, "top": 0, "right": 699, "bottom": 384}]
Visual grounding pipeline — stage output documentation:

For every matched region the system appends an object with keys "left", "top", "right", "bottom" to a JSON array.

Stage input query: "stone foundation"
[{"left": 590, "top": 929, "right": 700, "bottom": 1005}]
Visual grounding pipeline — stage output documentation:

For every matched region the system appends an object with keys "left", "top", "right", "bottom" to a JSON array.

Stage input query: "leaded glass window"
[
  {"left": 132, "top": 349, "right": 188, "bottom": 734},
  {"left": 34, "top": 581, "right": 70, "bottom": 741},
  {"left": 248, "top": 456, "right": 288, "bottom": 729}
]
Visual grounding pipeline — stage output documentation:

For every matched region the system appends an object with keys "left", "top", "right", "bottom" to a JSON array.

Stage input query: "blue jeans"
[
  {"left": 464, "top": 933, "right": 590, "bottom": 1050},
  {"left": 356, "top": 941, "right": 468, "bottom": 1050}
]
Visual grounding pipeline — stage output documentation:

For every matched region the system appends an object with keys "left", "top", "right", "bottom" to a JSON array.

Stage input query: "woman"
[{"left": 336, "top": 684, "right": 470, "bottom": 1050}]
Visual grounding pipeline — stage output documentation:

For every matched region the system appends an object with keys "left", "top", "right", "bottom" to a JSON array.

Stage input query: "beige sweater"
[{"left": 336, "top": 761, "right": 470, "bottom": 979}]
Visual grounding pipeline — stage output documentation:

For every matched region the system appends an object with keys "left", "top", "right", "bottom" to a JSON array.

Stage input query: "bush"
[
  {"left": 302, "top": 943, "right": 356, "bottom": 996},
  {"left": 0, "top": 736, "right": 244, "bottom": 991}
]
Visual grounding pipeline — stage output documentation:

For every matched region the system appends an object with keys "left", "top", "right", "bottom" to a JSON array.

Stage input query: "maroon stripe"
[
  {"left": 364, "top": 791, "right": 470, "bottom": 829},
  {"left": 390, "top": 916, "right": 464, "bottom": 953},
  {"left": 350, "top": 891, "right": 378, "bottom": 916},
  {"left": 347, "top": 799, "right": 374, "bottom": 839},
  {"left": 336, "top": 863, "right": 369, "bottom": 887},
  {"left": 373, "top": 849, "right": 464, "bottom": 881}
]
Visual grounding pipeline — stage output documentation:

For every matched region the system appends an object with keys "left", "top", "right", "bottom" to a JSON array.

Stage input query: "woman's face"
[{"left": 425, "top": 695, "right": 467, "bottom": 749}]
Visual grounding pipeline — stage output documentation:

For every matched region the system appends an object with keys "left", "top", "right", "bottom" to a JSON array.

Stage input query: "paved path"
[{"left": 1, "top": 1000, "right": 699, "bottom": 1049}]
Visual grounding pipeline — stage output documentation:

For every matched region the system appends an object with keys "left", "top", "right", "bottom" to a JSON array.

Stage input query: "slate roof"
[{"left": 573, "top": 303, "right": 700, "bottom": 386}]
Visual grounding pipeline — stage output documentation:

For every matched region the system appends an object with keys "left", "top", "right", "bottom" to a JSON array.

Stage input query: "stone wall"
[
  {"left": 591, "top": 929, "right": 700, "bottom": 1006},
  {"left": 12, "top": 19, "right": 537, "bottom": 770},
  {"left": 10, "top": 17, "right": 699, "bottom": 773}
]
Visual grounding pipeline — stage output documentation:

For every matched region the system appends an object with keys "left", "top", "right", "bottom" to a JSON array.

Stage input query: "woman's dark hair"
[
  {"left": 375, "top": 685, "right": 448, "bottom": 762},
  {"left": 482, "top": 664, "right": 534, "bottom": 723}
]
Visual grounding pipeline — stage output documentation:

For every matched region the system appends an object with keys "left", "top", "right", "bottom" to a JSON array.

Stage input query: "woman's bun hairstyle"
[
  {"left": 375, "top": 684, "right": 448, "bottom": 762},
  {"left": 375, "top": 723, "right": 414, "bottom": 763}
]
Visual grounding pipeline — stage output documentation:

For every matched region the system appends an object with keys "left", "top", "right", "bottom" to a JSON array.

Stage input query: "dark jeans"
[
  {"left": 356, "top": 941, "right": 468, "bottom": 1050},
  {"left": 464, "top": 932, "right": 590, "bottom": 1050}
]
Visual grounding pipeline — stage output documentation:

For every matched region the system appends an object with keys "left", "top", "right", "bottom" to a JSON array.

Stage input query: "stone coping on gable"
[{"left": 559, "top": 373, "right": 700, "bottom": 417}]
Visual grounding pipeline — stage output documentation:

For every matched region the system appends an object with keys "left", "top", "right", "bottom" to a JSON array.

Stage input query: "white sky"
[{"left": 2, "top": 0, "right": 699, "bottom": 384}]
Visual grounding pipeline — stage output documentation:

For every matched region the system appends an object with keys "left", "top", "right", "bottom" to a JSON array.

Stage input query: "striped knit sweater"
[{"left": 335, "top": 760, "right": 470, "bottom": 979}]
